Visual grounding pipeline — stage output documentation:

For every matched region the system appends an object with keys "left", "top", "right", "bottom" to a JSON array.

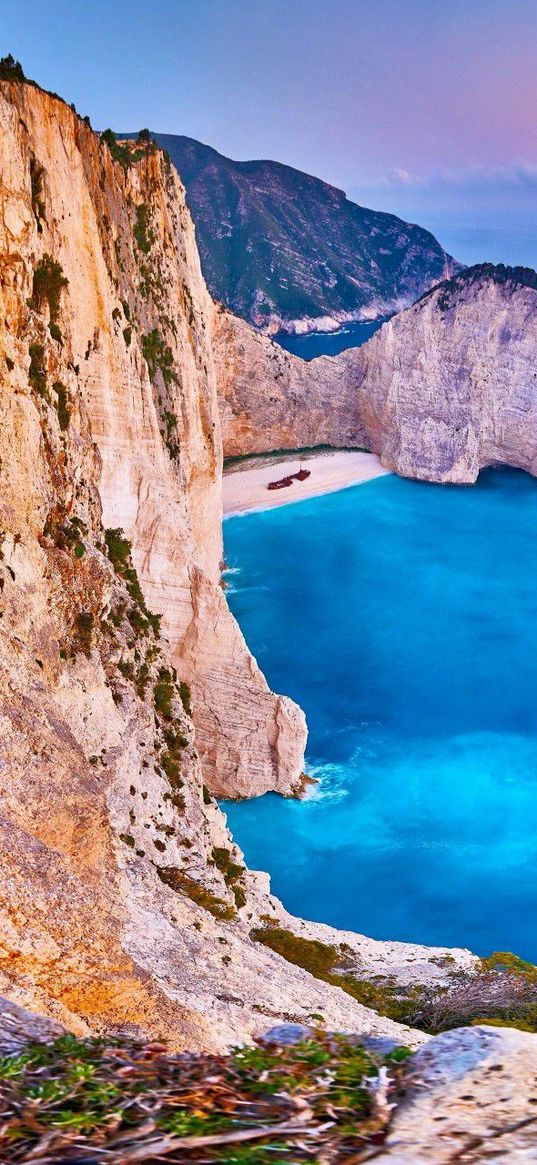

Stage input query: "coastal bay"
[{"left": 224, "top": 467, "right": 537, "bottom": 961}]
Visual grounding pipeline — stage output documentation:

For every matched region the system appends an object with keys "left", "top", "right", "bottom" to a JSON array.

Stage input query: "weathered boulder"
[{"left": 379, "top": 1025, "right": 537, "bottom": 1162}]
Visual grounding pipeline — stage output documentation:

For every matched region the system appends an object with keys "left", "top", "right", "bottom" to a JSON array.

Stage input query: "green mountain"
[{"left": 151, "top": 133, "right": 461, "bottom": 333}]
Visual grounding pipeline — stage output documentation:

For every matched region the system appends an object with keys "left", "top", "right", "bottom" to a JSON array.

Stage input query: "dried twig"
[{"left": 101, "top": 1119, "right": 334, "bottom": 1163}]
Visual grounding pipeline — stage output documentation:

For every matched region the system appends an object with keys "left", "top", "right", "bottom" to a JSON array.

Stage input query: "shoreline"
[{"left": 222, "top": 449, "right": 391, "bottom": 516}]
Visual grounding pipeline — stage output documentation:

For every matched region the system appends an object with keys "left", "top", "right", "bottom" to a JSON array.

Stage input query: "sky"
[{"left": 3, "top": 0, "right": 537, "bottom": 266}]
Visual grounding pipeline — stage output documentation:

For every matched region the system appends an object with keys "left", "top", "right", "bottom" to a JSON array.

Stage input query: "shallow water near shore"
[{"left": 223, "top": 467, "right": 537, "bottom": 960}]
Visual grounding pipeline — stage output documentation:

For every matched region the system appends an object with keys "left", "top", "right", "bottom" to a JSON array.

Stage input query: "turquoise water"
[
  {"left": 223, "top": 468, "right": 537, "bottom": 960},
  {"left": 274, "top": 317, "right": 387, "bottom": 360}
]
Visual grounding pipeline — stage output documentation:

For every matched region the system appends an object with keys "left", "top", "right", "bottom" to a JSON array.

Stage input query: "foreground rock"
[
  {"left": 1, "top": 1003, "right": 536, "bottom": 1164},
  {"left": 379, "top": 1025, "right": 537, "bottom": 1162}
]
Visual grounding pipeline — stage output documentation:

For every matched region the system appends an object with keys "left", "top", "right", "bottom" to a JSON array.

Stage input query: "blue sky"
[{"left": 3, "top": 0, "right": 537, "bottom": 265}]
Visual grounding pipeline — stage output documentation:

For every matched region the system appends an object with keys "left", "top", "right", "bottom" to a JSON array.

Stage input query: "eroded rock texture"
[
  {"left": 1, "top": 76, "right": 472, "bottom": 1050},
  {"left": 216, "top": 265, "right": 537, "bottom": 485},
  {"left": 378, "top": 1024, "right": 537, "bottom": 1162}
]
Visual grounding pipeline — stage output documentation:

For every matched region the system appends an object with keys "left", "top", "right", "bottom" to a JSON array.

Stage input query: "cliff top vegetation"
[{"left": 0, "top": 1029, "right": 410, "bottom": 1163}]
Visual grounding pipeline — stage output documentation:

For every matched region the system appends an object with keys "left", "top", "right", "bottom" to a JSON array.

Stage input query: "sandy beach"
[{"left": 223, "top": 449, "right": 391, "bottom": 516}]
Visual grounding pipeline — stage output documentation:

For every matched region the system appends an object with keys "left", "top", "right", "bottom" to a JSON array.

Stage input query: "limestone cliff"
[
  {"left": 215, "top": 264, "right": 537, "bottom": 484},
  {"left": 354, "top": 263, "right": 537, "bottom": 483},
  {"left": 1, "top": 76, "right": 306, "bottom": 808},
  {"left": 214, "top": 305, "right": 367, "bottom": 455},
  {"left": 1, "top": 74, "right": 478, "bottom": 1051}
]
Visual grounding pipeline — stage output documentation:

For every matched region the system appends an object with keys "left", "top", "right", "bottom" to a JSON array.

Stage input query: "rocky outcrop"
[
  {"left": 2, "top": 1003, "right": 537, "bottom": 1164},
  {"left": 214, "top": 306, "right": 368, "bottom": 455},
  {"left": 354, "top": 264, "right": 537, "bottom": 483},
  {"left": 378, "top": 1024, "right": 537, "bottom": 1162},
  {"left": 151, "top": 133, "right": 461, "bottom": 335},
  {"left": 1, "top": 74, "right": 479, "bottom": 1052},
  {"left": 216, "top": 264, "right": 537, "bottom": 484}
]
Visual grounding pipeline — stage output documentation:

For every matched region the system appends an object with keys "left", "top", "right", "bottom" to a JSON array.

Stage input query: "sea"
[
  {"left": 274, "top": 317, "right": 386, "bottom": 360},
  {"left": 223, "top": 468, "right": 537, "bottom": 960}
]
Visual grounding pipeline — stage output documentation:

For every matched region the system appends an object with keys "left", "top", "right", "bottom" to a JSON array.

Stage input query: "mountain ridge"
[{"left": 122, "top": 130, "right": 462, "bottom": 334}]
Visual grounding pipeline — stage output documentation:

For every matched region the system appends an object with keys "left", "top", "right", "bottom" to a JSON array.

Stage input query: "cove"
[
  {"left": 223, "top": 468, "right": 537, "bottom": 961},
  {"left": 273, "top": 317, "right": 387, "bottom": 360}
]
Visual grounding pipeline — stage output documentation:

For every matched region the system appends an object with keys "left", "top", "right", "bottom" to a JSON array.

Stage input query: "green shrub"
[
  {"left": 179, "top": 680, "right": 191, "bottom": 715},
  {"left": 135, "top": 661, "right": 150, "bottom": 699},
  {"left": 100, "top": 129, "right": 136, "bottom": 169},
  {"left": 30, "top": 157, "right": 45, "bottom": 227},
  {"left": 30, "top": 255, "right": 68, "bottom": 339},
  {"left": 163, "top": 410, "right": 179, "bottom": 458},
  {"left": 212, "top": 847, "right": 247, "bottom": 910},
  {"left": 147, "top": 610, "right": 161, "bottom": 636},
  {"left": 101, "top": 128, "right": 154, "bottom": 169},
  {"left": 52, "top": 381, "right": 70, "bottom": 429},
  {"left": 28, "top": 343, "right": 46, "bottom": 396},
  {"left": 141, "top": 329, "right": 177, "bottom": 386},
  {"left": 104, "top": 528, "right": 131, "bottom": 572},
  {"left": 479, "top": 950, "right": 537, "bottom": 978},
  {"left": 118, "top": 658, "right": 134, "bottom": 681},
  {"left": 123, "top": 325, "right": 132, "bottom": 347},
  {"left": 161, "top": 751, "right": 181, "bottom": 784},
  {"left": 133, "top": 203, "right": 154, "bottom": 254},
  {"left": 74, "top": 611, "right": 94, "bottom": 657},
  {"left": 154, "top": 669, "right": 174, "bottom": 719},
  {"left": 157, "top": 867, "right": 235, "bottom": 921},
  {"left": 251, "top": 927, "right": 339, "bottom": 978},
  {"left": 45, "top": 515, "right": 86, "bottom": 551},
  {"left": 128, "top": 607, "right": 150, "bottom": 636},
  {"left": 0, "top": 54, "right": 24, "bottom": 81},
  {"left": 104, "top": 528, "right": 161, "bottom": 639},
  {"left": 233, "top": 884, "right": 246, "bottom": 909},
  {"left": 212, "top": 847, "right": 245, "bottom": 884}
]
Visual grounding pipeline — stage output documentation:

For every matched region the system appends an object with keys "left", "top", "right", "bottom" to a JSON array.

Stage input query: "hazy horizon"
[{"left": 5, "top": 0, "right": 537, "bottom": 268}]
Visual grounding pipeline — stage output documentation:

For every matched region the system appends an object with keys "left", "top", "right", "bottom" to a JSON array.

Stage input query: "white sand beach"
[{"left": 222, "top": 449, "right": 391, "bottom": 516}]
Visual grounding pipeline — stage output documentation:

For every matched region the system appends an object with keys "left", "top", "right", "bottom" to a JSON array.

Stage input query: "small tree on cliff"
[{"left": 0, "top": 55, "right": 25, "bottom": 81}]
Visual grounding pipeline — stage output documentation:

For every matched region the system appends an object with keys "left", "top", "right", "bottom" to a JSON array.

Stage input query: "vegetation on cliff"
[
  {"left": 252, "top": 928, "right": 537, "bottom": 1036},
  {"left": 419, "top": 261, "right": 537, "bottom": 313},
  {"left": 0, "top": 1030, "right": 410, "bottom": 1163},
  {"left": 30, "top": 254, "right": 68, "bottom": 341},
  {"left": 0, "top": 54, "right": 25, "bottom": 82}
]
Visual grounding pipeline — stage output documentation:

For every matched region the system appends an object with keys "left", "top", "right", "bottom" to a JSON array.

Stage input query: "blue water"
[
  {"left": 274, "top": 317, "right": 387, "bottom": 360},
  {"left": 223, "top": 468, "right": 537, "bottom": 960}
]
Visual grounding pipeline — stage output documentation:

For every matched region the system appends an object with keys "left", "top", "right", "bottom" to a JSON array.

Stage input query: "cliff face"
[
  {"left": 1, "top": 79, "right": 306, "bottom": 805},
  {"left": 352, "top": 264, "right": 537, "bottom": 483},
  {"left": 150, "top": 133, "right": 461, "bottom": 335},
  {"left": 216, "top": 264, "right": 537, "bottom": 484},
  {"left": 215, "top": 306, "right": 369, "bottom": 455},
  {"left": 1, "top": 76, "right": 478, "bottom": 1051}
]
